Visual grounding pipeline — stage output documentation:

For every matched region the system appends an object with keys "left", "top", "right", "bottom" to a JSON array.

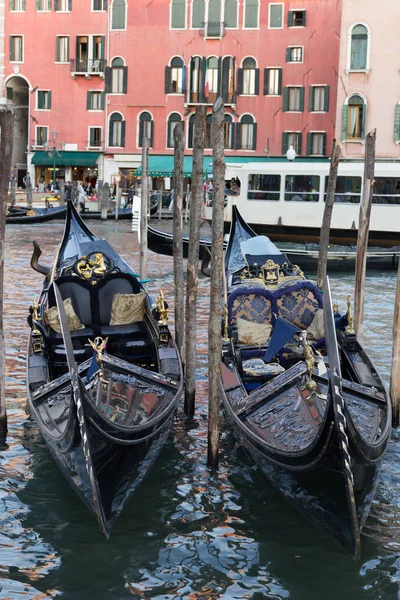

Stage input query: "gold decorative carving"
[
  {"left": 346, "top": 295, "right": 355, "bottom": 334},
  {"left": 156, "top": 290, "right": 168, "bottom": 325},
  {"left": 76, "top": 252, "right": 110, "bottom": 283},
  {"left": 87, "top": 336, "right": 108, "bottom": 383},
  {"left": 300, "top": 331, "right": 317, "bottom": 392},
  {"left": 260, "top": 259, "right": 280, "bottom": 283}
]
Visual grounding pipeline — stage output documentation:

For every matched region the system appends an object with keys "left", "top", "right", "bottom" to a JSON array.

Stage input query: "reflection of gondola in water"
[
  {"left": 26, "top": 202, "right": 183, "bottom": 537},
  {"left": 219, "top": 206, "right": 391, "bottom": 559}
]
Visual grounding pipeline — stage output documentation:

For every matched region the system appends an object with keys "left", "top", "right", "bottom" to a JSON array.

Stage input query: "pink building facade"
[
  {"left": 5, "top": 0, "right": 342, "bottom": 188},
  {"left": 336, "top": 0, "right": 400, "bottom": 161}
]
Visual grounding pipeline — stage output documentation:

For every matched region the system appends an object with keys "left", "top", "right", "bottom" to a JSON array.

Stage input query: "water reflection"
[{"left": 1, "top": 221, "right": 400, "bottom": 598}]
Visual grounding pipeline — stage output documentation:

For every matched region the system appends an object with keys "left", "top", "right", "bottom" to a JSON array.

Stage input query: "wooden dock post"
[
  {"left": 208, "top": 97, "right": 225, "bottom": 467},
  {"left": 9, "top": 178, "right": 16, "bottom": 208},
  {"left": 59, "top": 178, "right": 65, "bottom": 205},
  {"left": 26, "top": 178, "right": 33, "bottom": 210},
  {"left": 101, "top": 179, "right": 109, "bottom": 220},
  {"left": 185, "top": 106, "right": 206, "bottom": 417},
  {"left": 354, "top": 129, "right": 376, "bottom": 340},
  {"left": 140, "top": 137, "right": 150, "bottom": 281},
  {"left": 391, "top": 260, "right": 400, "bottom": 426},
  {"left": 317, "top": 140, "right": 341, "bottom": 290},
  {"left": 115, "top": 183, "right": 121, "bottom": 221},
  {"left": 173, "top": 122, "right": 185, "bottom": 362},
  {"left": 0, "top": 107, "right": 15, "bottom": 438},
  {"left": 71, "top": 180, "right": 78, "bottom": 207}
]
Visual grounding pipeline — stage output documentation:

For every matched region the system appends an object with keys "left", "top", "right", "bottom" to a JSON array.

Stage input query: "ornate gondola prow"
[
  {"left": 323, "top": 276, "right": 361, "bottom": 560},
  {"left": 30, "top": 240, "right": 51, "bottom": 276}
]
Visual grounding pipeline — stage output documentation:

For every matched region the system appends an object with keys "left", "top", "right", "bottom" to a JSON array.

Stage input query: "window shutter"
[
  {"left": 109, "top": 119, "right": 113, "bottom": 146},
  {"left": 282, "top": 87, "right": 288, "bottom": 112},
  {"left": 188, "top": 120, "right": 194, "bottom": 148},
  {"left": 302, "top": 10, "right": 306, "bottom": 26},
  {"left": 100, "top": 36, "right": 105, "bottom": 59},
  {"left": 299, "top": 87, "right": 305, "bottom": 111},
  {"left": 100, "top": 92, "right": 104, "bottom": 110},
  {"left": 139, "top": 120, "right": 144, "bottom": 146},
  {"left": 237, "top": 68, "right": 243, "bottom": 95},
  {"left": 150, "top": 122, "right": 154, "bottom": 147},
  {"left": 254, "top": 69, "right": 259, "bottom": 95},
  {"left": 263, "top": 68, "right": 269, "bottom": 95},
  {"left": 297, "top": 132, "right": 302, "bottom": 155},
  {"left": 361, "top": 105, "right": 367, "bottom": 139},
  {"left": 394, "top": 105, "right": 400, "bottom": 142},
  {"left": 48, "top": 91, "right": 52, "bottom": 109},
  {"left": 277, "top": 68, "right": 282, "bottom": 95},
  {"left": 324, "top": 86, "right": 330, "bottom": 112},
  {"left": 36, "top": 0, "right": 40, "bottom": 8},
  {"left": 251, "top": 123, "right": 257, "bottom": 150},
  {"left": 165, "top": 66, "right": 171, "bottom": 93},
  {"left": 38, "top": 90, "right": 43, "bottom": 109},
  {"left": 90, "top": 129, "right": 95, "bottom": 147},
  {"left": 55, "top": 38, "right": 59, "bottom": 62},
  {"left": 322, "top": 133, "right": 327, "bottom": 156},
  {"left": 122, "top": 66, "right": 128, "bottom": 93},
  {"left": 217, "top": 56, "right": 222, "bottom": 96},
  {"left": 9, "top": 36, "right": 12, "bottom": 61},
  {"left": 104, "top": 66, "right": 111, "bottom": 93},
  {"left": 342, "top": 105, "right": 348, "bottom": 140},
  {"left": 199, "top": 57, "right": 206, "bottom": 102},
  {"left": 66, "top": 37, "right": 70, "bottom": 61},
  {"left": 286, "top": 48, "right": 291, "bottom": 62},
  {"left": 306, "top": 132, "right": 312, "bottom": 155},
  {"left": 182, "top": 65, "right": 187, "bottom": 94},
  {"left": 121, "top": 121, "right": 126, "bottom": 147},
  {"left": 309, "top": 86, "right": 314, "bottom": 112},
  {"left": 87, "top": 91, "right": 91, "bottom": 110},
  {"left": 54, "top": 0, "right": 58, "bottom": 9},
  {"left": 281, "top": 132, "right": 288, "bottom": 154},
  {"left": 235, "top": 123, "right": 241, "bottom": 149},
  {"left": 22, "top": 0, "right": 26, "bottom": 9},
  {"left": 222, "top": 59, "right": 230, "bottom": 103},
  {"left": 288, "top": 10, "right": 293, "bottom": 26},
  {"left": 68, "top": 0, "right": 71, "bottom": 9}
]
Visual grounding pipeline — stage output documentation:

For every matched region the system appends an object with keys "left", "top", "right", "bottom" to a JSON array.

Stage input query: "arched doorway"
[{"left": 5, "top": 76, "right": 29, "bottom": 187}]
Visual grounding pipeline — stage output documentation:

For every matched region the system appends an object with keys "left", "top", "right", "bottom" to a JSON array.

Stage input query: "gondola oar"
[
  {"left": 323, "top": 276, "right": 361, "bottom": 559},
  {"left": 53, "top": 282, "right": 109, "bottom": 537}
]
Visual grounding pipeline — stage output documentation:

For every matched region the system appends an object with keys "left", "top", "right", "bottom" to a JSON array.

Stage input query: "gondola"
[
  {"left": 80, "top": 206, "right": 133, "bottom": 220},
  {"left": 148, "top": 222, "right": 400, "bottom": 272},
  {"left": 26, "top": 201, "right": 183, "bottom": 537},
  {"left": 220, "top": 206, "right": 391, "bottom": 558},
  {"left": 6, "top": 204, "right": 67, "bottom": 224}
]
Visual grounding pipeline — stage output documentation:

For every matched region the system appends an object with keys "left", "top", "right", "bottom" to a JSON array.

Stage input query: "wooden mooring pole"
[
  {"left": 0, "top": 107, "right": 15, "bottom": 438},
  {"left": 115, "top": 182, "right": 121, "bottom": 221},
  {"left": 101, "top": 180, "right": 109, "bottom": 220},
  {"left": 26, "top": 178, "right": 33, "bottom": 210},
  {"left": 208, "top": 97, "right": 225, "bottom": 467},
  {"left": 391, "top": 260, "right": 400, "bottom": 426},
  {"left": 173, "top": 122, "right": 185, "bottom": 363},
  {"left": 185, "top": 106, "right": 205, "bottom": 417},
  {"left": 59, "top": 178, "right": 65, "bottom": 205},
  {"left": 354, "top": 129, "right": 376, "bottom": 341},
  {"left": 317, "top": 140, "right": 341, "bottom": 290},
  {"left": 140, "top": 137, "right": 150, "bottom": 281}
]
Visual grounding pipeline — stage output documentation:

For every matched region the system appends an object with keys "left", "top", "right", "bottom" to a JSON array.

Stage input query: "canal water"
[{"left": 2, "top": 220, "right": 400, "bottom": 599}]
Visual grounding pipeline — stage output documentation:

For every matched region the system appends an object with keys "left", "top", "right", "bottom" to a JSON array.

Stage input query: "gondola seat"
[{"left": 274, "top": 281, "right": 323, "bottom": 329}]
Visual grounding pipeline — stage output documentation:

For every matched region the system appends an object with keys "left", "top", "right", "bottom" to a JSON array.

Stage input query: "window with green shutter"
[
  {"left": 244, "top": 0, "right": 259, "bottom": 28},
  {"left": 87, "top": 91, "right": 104, "bottom": 110},
  {"left": 10, "top": 0, "right": 26, "bottom": 10},
  {"left": 111, "top": 0, "right": 126, "bottom": 30},
  {"left": 288, "top": 9, "right": 306, "bottom": 27},
  {"left": 37, "top": 90, "right": 51, "bottom": 110},
  {"left": 37, "top": 0, "right": 51, "bottom": 9},
  {"left": 346, "top": 95, "right": 365, "bottom": 140},
  {"left": 171, "top": 0, "right": 186, "bottom": 29},
  {"left": 224, "top": 0, "right": 237, "bottom": 27},
  {"left": 89, "top": 127, "right": 102, "bottom": 147},
  {"left": 192, "top": 0, "right": 205, "bottom": 27},
  {"left": 394, "top": 105, "right": 400, "bottom": 143},
  {"left": 269, "top": 3, "right": 283, "bottom": 28}
]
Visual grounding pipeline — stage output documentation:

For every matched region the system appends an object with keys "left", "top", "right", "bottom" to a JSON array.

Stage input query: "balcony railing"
[
  {"left": 70, "top": 58, "right": 106, "bottom": 77},
  {"left": 201, "top": 21, "right": 225, "bottom": 38}
]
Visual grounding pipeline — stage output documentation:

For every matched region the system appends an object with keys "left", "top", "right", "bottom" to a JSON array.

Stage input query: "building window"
[
  {"left": 269, "top": 3, "right": 283, "bottom": 28},
  {"left": 138, "top": 112, "right": 153, "bottom": 147},
  {"left": 107, "top": 57, "right": 127, "bottom": 93},
  {"left": 395, "top": 104, "right": 400, "bottom": 143},
  {"left": 88, "top": 127, "right": 102, "bottom": 147},
  {"left": 74, "top": 35, "right": 105, "bottom": 73},
  {"left": 189, "top": 56, "right": 201, "bottom": 103},
  {"left": 222, "top": 56, "right": 235, "bottom": 104},
  {"left": 307, "top": 132, "right": 326, "bottom": 156},
  {"left": 350, "top": 24, "right": 368, "bottom": 71},
  {"left": 206, "top": 0, "right": 222, "bottom": 37},
  {"left": 92, "top": 0, "right": 106, "bottom": 10},
  {"left": 244, "top": 0, "right": 259, "bottom": 28},
  {"left": 165, "top": 57, "right": 184, "bottom": 94},
  {"left": 55, "top": 0, "right": 71, "bottom": 11},
  {"left": 283, "top": 86, "right": 305, "bottom": 112},
  {"left": 36, "top": 126, "right": 48, "bottom": 146},
  {"left": 171, "top": 0, "right": 186, "bottom": 28},
  {"left": 343, "top": 95, "right": 365, "bottom": 140},
  {"left": 242, "top": 57, "right": 257, "bottom": 95},
  {"left": 109, "top": 113, "right": 125, "bottom": 147},
  {"left": 167, "top": 113, "right": 182, "bottom": 148},
  {"left": 224, "top": 114, "right": 234, "bottom": 150},
  {"left": 87, "top": 91, "right": 104, "bottom": 110},
  {"left": 111, "top": 0, "right": 126, "bottom": 30},
  {"left": 10, "top": 36, "right": 23, "bottom": 62},
  {"left": 286, "top": 47, "right": 303, "bottom": 63},
  {"left": 282, "top": 132, "right": 302, "bottom": 155},
  {"left": 225, "top": 0, "right": 238, "bottom": 28},
  {"left": 37, "top": 0, "right": 51, "bottom": 9},
  {"left": 191, "top": 0, "right": 205, "bottom": 27},
  {"left": 309, "top": 86, "right": 329, "bottom": 112},
  {"left": 206, "top": 57, "right": 219, "bottom": 102},
  {"left": 264, "top": 68, "right": 282, "bottom": 96},
  {"left": 37, "top": 90, "right": 51, "bottom": 110},
  {"left": 10, "top": 0, "right": 25, "bottom": 10},
  {"left": 288, "top": 10, "right": 306, "bottom": 27},
  {"left": 55, "top": 36, "right": 69, "bottom": 62},
  {"left": 237, "top": 115, "right": 256, "bottom": 150}
]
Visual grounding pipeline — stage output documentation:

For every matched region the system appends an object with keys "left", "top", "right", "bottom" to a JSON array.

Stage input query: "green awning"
[{"left": 31, "top": 151, "right": 101, "bottom": 167}]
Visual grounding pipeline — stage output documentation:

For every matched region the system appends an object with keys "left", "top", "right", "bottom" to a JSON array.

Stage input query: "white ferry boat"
[{"left": 203, "top": 160, "right": 400, "bottom": 246}]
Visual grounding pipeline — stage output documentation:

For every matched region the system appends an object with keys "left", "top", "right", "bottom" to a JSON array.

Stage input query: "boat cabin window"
[
  {"left": 323, "top": 176, "right": 361, "bottom": 203},
  {"left": 284, "top": 175, "right": 319, "bottom": 202},
  {"left": 372, "top": 177, "right": 400, "bottom": 204},
  {"left": 248, "top": 174, "right": 280, "bottom": 201}
]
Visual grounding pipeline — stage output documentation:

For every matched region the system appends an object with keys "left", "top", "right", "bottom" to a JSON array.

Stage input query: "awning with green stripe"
[{"left": 31, "top": 151, "right": 101, "bottom": 167}]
